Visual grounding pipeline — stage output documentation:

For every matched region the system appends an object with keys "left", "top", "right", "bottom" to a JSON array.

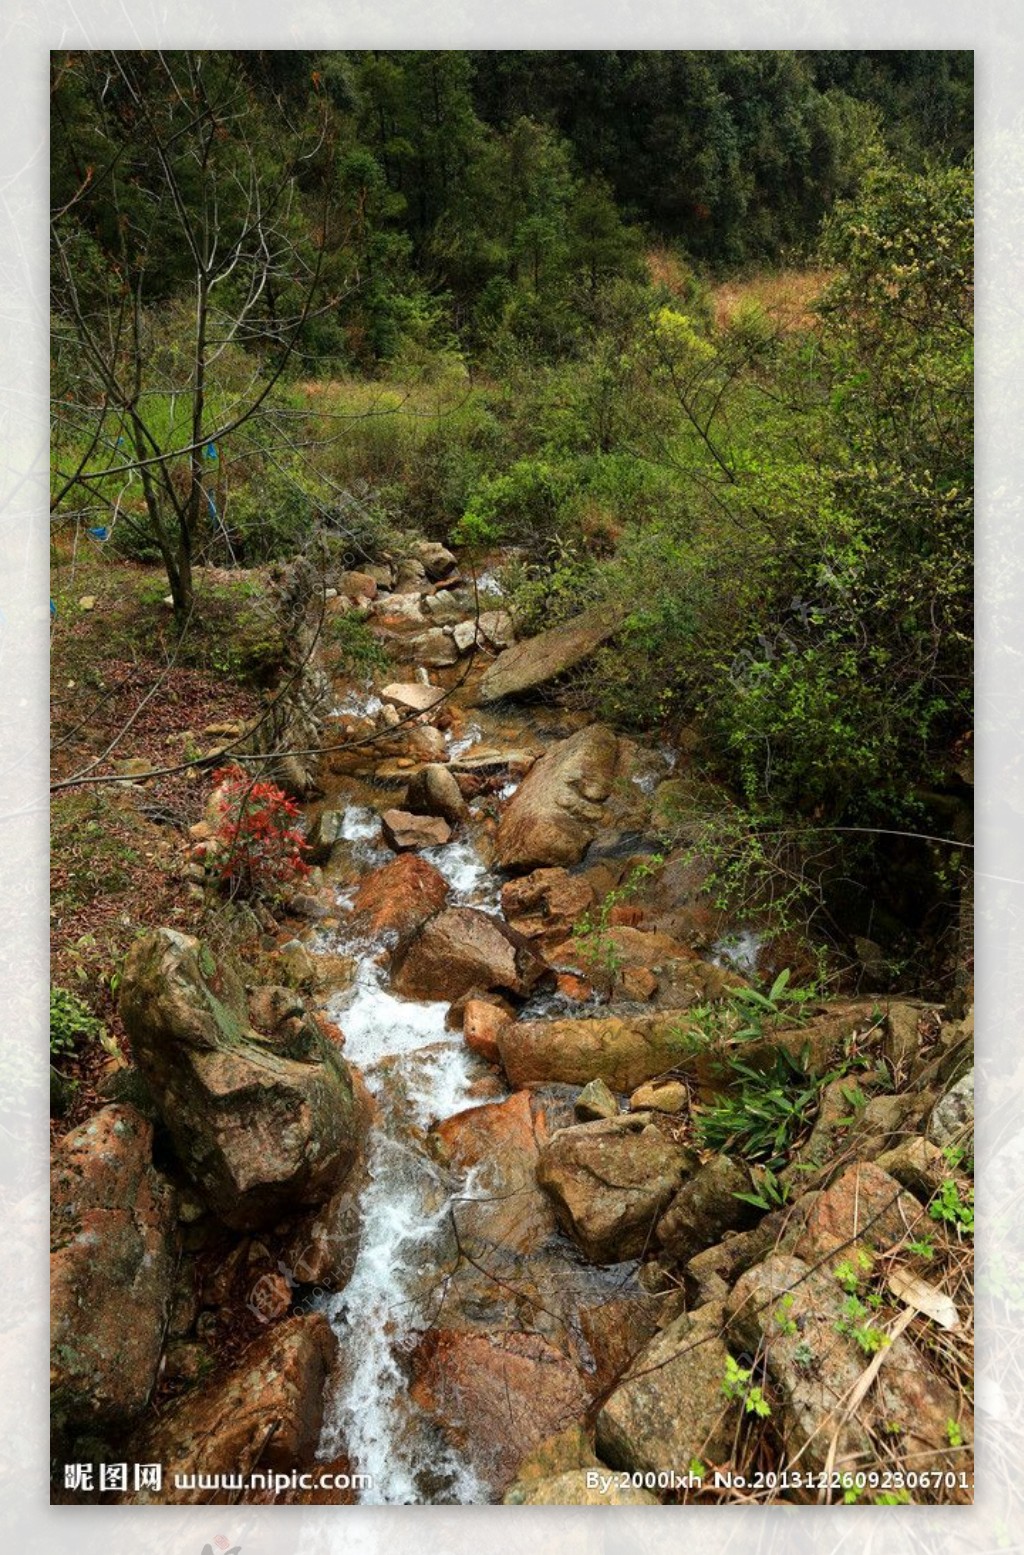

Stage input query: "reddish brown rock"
[
  {"left": 433, "top": 1090, "right": 556, "bottom": 1254},
  {"left": 404, "top": 763, "right": 469, "bottom": 826},
  {"left": 124, "top": 1314, "right": 337, "bottom": 1504},
  {"left": 794, "top": 1161, "right": 929, "bottom": 1265},
  {"left": 500, "top": 867, "right": 596, "bottom": 947},
  {"left": 51, "top": 1104, "right": 177, "bottom": 1430},
  {"left": 338, "top": 569, "right": 378, "bottom": 600},
  {"left": 498, "top": 1012, "right": 699, "bottom": 1092},
  {"left": 350, "top": 852, "right": 449, "bottom": 936},
  {"left": 391, "top": 906, "right": 552, "bottom": 1004},
  {"left": 381, "top": 808, "right": 452, "bottom": 852},
  {"left": 409, "top": 1330, "right": 591, "bottom": 1493},
  {"left": 462, "top": 998, "right": 511, "bottom": 1064}
]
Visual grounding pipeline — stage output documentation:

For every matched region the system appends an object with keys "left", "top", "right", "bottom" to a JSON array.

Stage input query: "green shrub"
[{"left": 50, "top": 986, "right": 102, "bottom": 1059}]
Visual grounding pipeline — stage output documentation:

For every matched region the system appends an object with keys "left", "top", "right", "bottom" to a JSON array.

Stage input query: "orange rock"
[
  {"left": 434, "top": 1090, "right": 547, "bottom": 1168},
  {"left": 409, "top": 1329, "right": 592, "bottom": 1493},
  {"left": 620, "top": 966, "right": 658, "bottom": 1001},
  {"left": 462, "top": 998, "right": 510, "bottom": 1064},
  {"left": 556, "top": 972, "right": 594, "bottom": 1002},
  {"left": 349, "top": 852, "right": 449, "bottom": 936},
  {"left": 608, "top": 904, "right": 645, "bottom": 927},
  {"left": 794, "top": 1161, "right": 928, "bottom": 1264}
]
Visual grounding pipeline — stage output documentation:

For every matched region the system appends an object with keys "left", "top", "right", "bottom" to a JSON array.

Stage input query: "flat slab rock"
[
  {"left": 476, "top": 605, "right": 623, "bottom": 703},
  {"left": 381, "top": 682, "right": 446, "bottom": 714}
]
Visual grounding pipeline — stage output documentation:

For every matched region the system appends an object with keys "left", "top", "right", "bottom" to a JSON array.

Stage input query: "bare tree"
[{"left": 50, "top": 50, "right": 334, "bottom": 623}]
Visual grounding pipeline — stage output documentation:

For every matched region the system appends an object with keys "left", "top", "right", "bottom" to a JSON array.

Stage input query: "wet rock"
[
  {"left": 381, "top": 682, "right": 446, "bottom": 715},
  {"left": 577, "top": 1290, "right": 663, "bottom": 1393},
  {"left": 350, "top": 852, "right": 449, "bottom": 935},
  {"left": 51, "top": 1104, "right": 177, "bottom": 1430},
  {"left": 433, "top": 1090, "right": 556, "bottom": 1255},
  {"left": 574, "top": 1078, "right": 619, "bottom": 1121},
  {"left": 505, "top": 1470, "right": 658, "bottom": 1505},
  {"left": 537, "top": 1113, "right": 695, "bottom": 1263},
  {"left": 656, "top": 1154, "right": 757, "bottom": 1263},
  {"left": 928, "top": 1067, "right": 974, "bottom": 1154},
  {"left": 496, "top": 725, "right": 619, "bottom": 870},
  {"left": 404, "top": 763, "right": 469, "bottom": 826},
  {"left": 392, "top": 906, "right": 552, "bottom": 1004},
  {"left": 123, "top": 1314, "right": 337, "bottom": 1504},
  {"left": 274, "top": 939, "right": 318, "bottom": 989},
  {"left": 595, "top": 1302, "right": 736, "bottom": 1475},
  {"left": 462, "top": 998, "right": 511, "bottom": 1064},
  {"left": 793, "top": 1162, "right": 927, "bottom": 1265},
  {"left": 119, "top": 929, "right": 362, "bottom": 1231},
  {"left": 381, "top": 808, "right": 452, "bottom": 851},
  {"left": 409, "top": 1329, "right": 591, "bottom": 1495},
  {"left": 500, "top": 867, "right": 596, "bottom": 948},
  {"left": 305, "top": 808, "right": 346, "bottom": 865},
  {"left": 629, "top": 1079, "right": 687, "bottom": 1114},
  {"left": 280, "top": 1165, "right": 367, "bottom": 1293},
  {"left": 498, "top": 1011, "right": 701, "bottom": 1092},
  {"left": 477, "top": 606, "right": 623, "bottom": 704}
]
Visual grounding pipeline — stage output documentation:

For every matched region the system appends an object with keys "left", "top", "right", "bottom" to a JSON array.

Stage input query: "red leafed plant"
[{"left": 210, "top": 764, "right": 311, "bottom": 901}]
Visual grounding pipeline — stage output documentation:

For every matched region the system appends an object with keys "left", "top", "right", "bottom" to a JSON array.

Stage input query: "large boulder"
[
  {"left": 476, "top": 606, "right": 623, "bottom": 704},
  {"left": 432, "top": 1090, "right": 557, "bottom": 1255},
  {"left": 381, "top": 682, "right": 446, "bottom": 714},
  {"left": 403, "top": 763, "right": 469, "bottom": 826},
  {"left": 536, "top": 1113, "right": 695, "bottom": 1263},
  {"left": 497, "top": 1011, "right": 700, "bottom": 1092},
  {"left": 349, "top": 851, "right": 449, "bottom": 936},
  {"left": 51, "top": 1104, "right": 177, "bottom": 1430},
  {"left": 119, "top": 929, "right": 362, "bottom": 1231},
  {"left": 595, "top": 1301, "right": 736, "bottom": 1476},
  {"left": 391, "top": 906, "right": 552, "bottom": 1004},
  {"left": 495, "top": 725, "right": 620, "bottom": 870},
  {"left": 123, "top": 1314, "right": 337, "bottom": 1504},
  {"left": 726, "top": 1253, "right": 971, "bottom": 1495},
  {"left": 409, "top": 1329, "right": 591, "bottom": 1495}
]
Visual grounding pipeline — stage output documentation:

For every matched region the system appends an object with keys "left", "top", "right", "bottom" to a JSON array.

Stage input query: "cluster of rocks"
[{"left": 51, "top": 926, "right": 368, "bottom": 1502}]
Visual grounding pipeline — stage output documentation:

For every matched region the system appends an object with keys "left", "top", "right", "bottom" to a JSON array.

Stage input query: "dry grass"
[{"left": 709, "top": 268, "right": 834, "bottom": 335}]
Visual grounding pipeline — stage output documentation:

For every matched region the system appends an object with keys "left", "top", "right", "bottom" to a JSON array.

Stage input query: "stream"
[{"left": 302, "top": 625, "right": 756, "bottom": 1504}]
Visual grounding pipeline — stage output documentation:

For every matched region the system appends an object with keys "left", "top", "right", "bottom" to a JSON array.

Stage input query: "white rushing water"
[
  {"left": 314, "top": 823, "right": 498, "bottom": 1503},
  {"left": 711, "top": 928, "right": 763, "bottom": 976},
  {"left": 332, "top": 682, "right": 384, "bottom": 721}
]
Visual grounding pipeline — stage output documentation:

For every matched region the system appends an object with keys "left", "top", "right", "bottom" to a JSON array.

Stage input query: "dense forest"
[{"left": 50, "top": 52, "right": 974, "bottom": 1509}]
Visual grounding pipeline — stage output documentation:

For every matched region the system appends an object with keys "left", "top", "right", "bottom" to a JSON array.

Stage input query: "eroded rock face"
[
  {"left": 51, "top": 1104, "right": 177, "bottom": 1430},
  {"left": 495, "top": 725, "right": 620, "bottom": 870},
  {"left": 349, "top": 852, "right": 449, "bottom": 936},
  {"left": 476, "top": 607, "right": 622, "bottom": 704},
  {"left": 119, "top": 929, "right": 362, "bottom": 1230},
  {"left": 432, "top": 1090, "right": 556, "bottom": 1255},
  {"left": 123, "top": 1314, "right": 337, "bottom": 1504},
  {"left": 536, "top": 1113, "right": 695, "bottom": 1263},
  {"left": 391, "top": 907, "right": 552, "bottom": 1004}
]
